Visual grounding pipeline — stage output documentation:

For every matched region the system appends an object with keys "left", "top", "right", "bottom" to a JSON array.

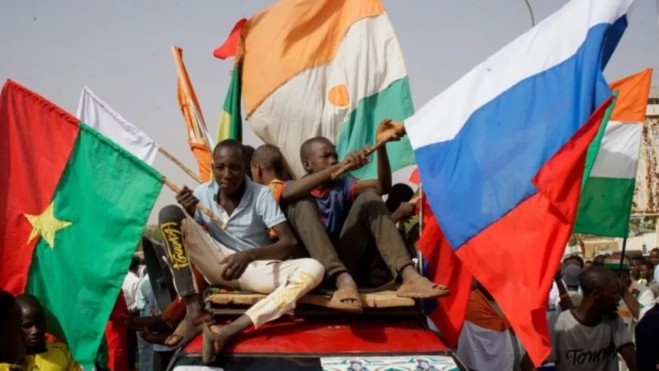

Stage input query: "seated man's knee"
[
  {"left": 287, "top": 196, "right": 317, "bottom": 213},
  {"left": 286, "top": 197, "right": 320, "bottom": 222},
  {"left": 355, "top": 190, "right": 385, "bottom": 204},
  {"left": 159, "top": 205, "right": 186, "bottom": 224},
  {"left": 298, "top": 259, "right": 325, "bottom": 285}
]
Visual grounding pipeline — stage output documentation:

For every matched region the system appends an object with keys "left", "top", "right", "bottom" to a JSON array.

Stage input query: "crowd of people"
[
  {"left": 455, "top": 250, "right": 659, "bottom": 371},
  {"left": 4, "top": 120, "right": 659, "bottom": 371}
]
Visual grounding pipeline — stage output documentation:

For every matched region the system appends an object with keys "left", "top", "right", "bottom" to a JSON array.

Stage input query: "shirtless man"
[{"left": 157, "top": 139, "right": 324, "bottom": 362}]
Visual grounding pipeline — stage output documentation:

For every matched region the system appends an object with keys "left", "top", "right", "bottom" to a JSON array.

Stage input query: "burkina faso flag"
[{"left": 0, "top": 80, "right": 163, "bottom": 369}]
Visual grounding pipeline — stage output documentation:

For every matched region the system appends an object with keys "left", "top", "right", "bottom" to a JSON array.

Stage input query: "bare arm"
[
  {"left": 220, "top": 222, "right": 299, "bottom": 281},
  {"left": 248, "top": 222, "right": 298, "bottom": 261},
  {"left": 353, "top": 146, "right": 392, "bottom": 196},
  {"left": 281, "top": 164, "right": 343, "bottom": 202},
  {"left": 618, "top": 344, "right": 637, "bottom": 371},
  {"left": 622, "top": 290, "right": 641, "bottom": 319},
  {"left": 555, "top": 277, "right": 574, "bottom": 311}
]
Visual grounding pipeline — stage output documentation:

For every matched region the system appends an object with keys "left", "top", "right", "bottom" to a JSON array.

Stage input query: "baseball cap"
[{"left": 562, "top": 265, "right": 582, "bottom": 287}]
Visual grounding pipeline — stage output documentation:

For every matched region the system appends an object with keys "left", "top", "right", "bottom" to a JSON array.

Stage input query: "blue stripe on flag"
[{"left": 415, "top": 19, "right": 626, "bottom": 250}]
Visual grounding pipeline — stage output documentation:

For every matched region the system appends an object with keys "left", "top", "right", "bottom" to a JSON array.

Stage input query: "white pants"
[{"left": 181, "top": 214, "right": 324, "bottom": 327}]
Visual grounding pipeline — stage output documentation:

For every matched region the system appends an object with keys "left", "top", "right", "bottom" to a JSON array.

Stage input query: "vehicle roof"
[{"left": 183, "top": 317, "right": 449, "bottom": 355}]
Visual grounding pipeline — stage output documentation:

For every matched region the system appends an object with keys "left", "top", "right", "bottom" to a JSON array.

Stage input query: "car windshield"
[{"left": 172, "top": 354, "right": 461, "bottom": 371}]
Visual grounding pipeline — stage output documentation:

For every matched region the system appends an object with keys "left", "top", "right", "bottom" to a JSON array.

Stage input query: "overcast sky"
[{"left": 2, "top": 0, "right": 658, "bottom": 222}]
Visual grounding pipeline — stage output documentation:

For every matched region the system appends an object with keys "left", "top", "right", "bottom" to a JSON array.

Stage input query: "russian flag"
[
  {"left": 419, "top": 195, "right": 473, "bottom": 348},
  {"left": 405, "top": 0, "right": 632, "bottom": 366}
]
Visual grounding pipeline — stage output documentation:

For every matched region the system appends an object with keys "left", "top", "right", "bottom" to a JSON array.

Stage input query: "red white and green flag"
[
  {"left": 0, "top": 80, "right": 163, "bottom": 369},
  {"left": 574, "top": 69, "right": 653, "bottom": 237}
]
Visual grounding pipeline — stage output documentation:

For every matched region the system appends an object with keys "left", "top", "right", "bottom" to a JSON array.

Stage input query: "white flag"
[{"left": 77, "top": 87, "right": 159, "bottom": 165}]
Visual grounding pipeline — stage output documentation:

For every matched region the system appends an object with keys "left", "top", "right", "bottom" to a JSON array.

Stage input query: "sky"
[{"left": 2, "top": 0, "right": 659, "bottom": 223}]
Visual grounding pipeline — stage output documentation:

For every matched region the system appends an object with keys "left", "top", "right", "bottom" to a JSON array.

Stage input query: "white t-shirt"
[
  {"left": 122, "top": 272, "right": 140, "bottom": 311},
  {"left": 550, "top": 310, "right": 632, "bottom": 371},
  {"left": 617, "top": 281, "right": 655, "bottom": 338}
]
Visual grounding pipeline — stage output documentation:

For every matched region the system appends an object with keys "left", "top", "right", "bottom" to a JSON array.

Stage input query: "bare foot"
[{"left": 335, "top": 272, "right": 361, "bottom": 306}]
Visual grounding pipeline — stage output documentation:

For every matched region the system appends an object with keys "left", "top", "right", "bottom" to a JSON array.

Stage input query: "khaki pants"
[{"left": 159, "top": 205, "right": 324, "bottom": 327}]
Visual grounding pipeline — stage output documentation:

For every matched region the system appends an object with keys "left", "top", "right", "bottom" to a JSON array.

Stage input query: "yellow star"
[{"left": 24, "top": 201, "right": 72, "bottom": 249}]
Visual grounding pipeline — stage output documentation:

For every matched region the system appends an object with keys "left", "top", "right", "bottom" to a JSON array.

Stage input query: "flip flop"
[
  {"left": 164, "top": 317, "right": 200, "bottom": 349},
  {"left": 396, "top": 276, "right": 450, "bottom": 299},
  {"left": 329, "top": 287, "right": 364, "bottom": 313},
  {"left": 202, "top": 322, "right": 226, "bottom": 364}
]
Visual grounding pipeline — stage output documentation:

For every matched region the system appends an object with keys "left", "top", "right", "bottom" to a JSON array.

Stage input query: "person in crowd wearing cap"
[
  {"left": 563, "top": 255, "right": 584, "bottom": 270},
  {"left": 521, "top": 266, "right": 636, "bottom": 371},
  {"left": 562, "top": 265, "right": 583, "bottom": 307}
]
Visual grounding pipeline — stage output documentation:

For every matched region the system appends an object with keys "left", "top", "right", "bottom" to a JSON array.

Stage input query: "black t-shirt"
[{"left": 635, "top": 304, "right": 659, "bottom": 370}]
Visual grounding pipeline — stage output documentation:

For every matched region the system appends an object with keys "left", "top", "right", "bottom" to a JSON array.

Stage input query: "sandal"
[
  {"left": 396, "top": 276, "right": 450, "bottom": 299},
  {"left": 163, "top": 317, "right": 199, "bottom": 349},
  {"left": 329, "top": 287, "right": 364, "bottom": 313},
  {"left": 202, "top": 322, "right": 227, "bottom": 364}
]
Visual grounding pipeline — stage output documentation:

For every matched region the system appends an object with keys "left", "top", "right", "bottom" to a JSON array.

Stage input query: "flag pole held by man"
[
  {"left": 404, "top": 0, "right": 633, "bottom": 366},
  {"left": 0, "top": 80, "right": 163, "bottom": 369}
]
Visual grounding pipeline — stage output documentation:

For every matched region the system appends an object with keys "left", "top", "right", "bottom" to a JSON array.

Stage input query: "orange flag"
[{"left": 171, "top": 46, "right": 214, "bottom": 182}]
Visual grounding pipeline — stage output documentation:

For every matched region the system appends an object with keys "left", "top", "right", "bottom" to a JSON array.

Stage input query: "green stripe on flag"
[
  {"left": 217, "top": 64, "right": 243, "bottom": 143},
  {"left": 574, "top": 177, "right": 636, "bottom": 237},
  {"left": 580, "top": 91, "right": 618, "bottom": 190},
  {"left": 26, "top": 123, "right": 163, "bottom": 369},
  {"left": 335, "top": 77, "right": 415, "bottom": 180},
  {"left": 573, "top": 91, "right": 634, "bottom": 237}
]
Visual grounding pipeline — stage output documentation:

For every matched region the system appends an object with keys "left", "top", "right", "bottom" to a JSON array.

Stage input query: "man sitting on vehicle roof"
[
  {"left": 157, "top": 139, "right": 324, "bottom": 362},
  {"left": 277, "top": 119, "right": 448, "bottom": 313}
]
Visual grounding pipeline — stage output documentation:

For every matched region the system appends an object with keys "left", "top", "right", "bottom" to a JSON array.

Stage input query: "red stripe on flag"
[
  {"left": 419, "top": 196, "right": 472, "bottom": 347},
  {"left": 0, "top": 80, "right": 80, "bottom": 295},
  {"left": 455, "top": 98, "right": 613, "bottom": 366},
  {"left": 214, "top": 18, "right": 248, "bottom": 60}
]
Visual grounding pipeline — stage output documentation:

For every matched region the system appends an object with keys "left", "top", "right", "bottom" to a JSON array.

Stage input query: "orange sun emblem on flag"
[{"left": 328, "top": 84, "right": 349, "bottom": 108}]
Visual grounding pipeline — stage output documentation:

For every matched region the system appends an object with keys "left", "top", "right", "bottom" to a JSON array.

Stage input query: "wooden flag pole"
[
  {"left": 618, "top": 237, "right": 629, "bottom": 276},
  {"left": 162, "top": 177, "right": 226, "bottom": 230},
  {"left": 330, "top": 120, "right": 405, "bottom": 180},
  {"left": 395, "top": 187, "right": 422, "bottom": 229},
  {"left": 330, "top": 138, "right": 393, "bottom": 180},
  {"left": 158, "top": 147, "right": 203, "bottom": 184}
]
